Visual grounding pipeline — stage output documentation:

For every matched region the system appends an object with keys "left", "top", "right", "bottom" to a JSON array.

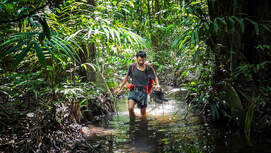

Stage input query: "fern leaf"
[
  {"left": 50, "top": 37, "right": 79, "bottom": 63},
  {"left": 53, "top": 37, "right": 80, "bottom": 62}
]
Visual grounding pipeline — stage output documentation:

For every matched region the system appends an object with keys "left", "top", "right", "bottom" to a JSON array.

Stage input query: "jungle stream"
[{"left": 82, "top": 87, "right": 271, "bottom": 153}]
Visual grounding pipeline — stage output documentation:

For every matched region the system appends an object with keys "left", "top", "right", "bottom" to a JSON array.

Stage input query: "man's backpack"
[{"left": 129, "top": 62, "right": 155, "bottom": 95}]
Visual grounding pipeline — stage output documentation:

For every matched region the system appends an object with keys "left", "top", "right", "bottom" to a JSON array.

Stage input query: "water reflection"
[
  {"left": 108, "top": 96, "right": 211, "bottom": 153},
  {"left": 115, "top": 116, "right": 175, "bottom": 153},
  {"left": 87, "top": 91, "right": 271, "bottom": 153},
  {"left": 125, "top": 117, "right": 154, "bottom": 152}
]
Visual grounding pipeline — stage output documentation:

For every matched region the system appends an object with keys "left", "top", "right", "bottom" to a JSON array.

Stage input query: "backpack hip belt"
[{"left": 127, "top": 84, "right": 147, "bottom": 91}]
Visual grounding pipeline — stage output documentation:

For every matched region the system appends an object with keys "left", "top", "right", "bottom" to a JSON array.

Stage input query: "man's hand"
[
  {"left": 114, "top": 76, "right": 128, "bottom": 95},
  {"left": 114, "top": 88, "right": 121, "bottom": 95},
  {"left": 155, "top": 84, "right": 161, "bottom": 91}
]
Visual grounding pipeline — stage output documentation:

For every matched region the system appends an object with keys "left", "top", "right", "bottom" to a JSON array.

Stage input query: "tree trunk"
[
  {"left": 155, "top": 0, "right": 160, "bottom": 24},
  {"left": 80, "top": 42, "right": 96, "bottom": 82},
  {"left": 146, "top": 0, "right": 152, "bottom": 29},
  {"left": 86, "top": 0, "right": 97, "bottom": 82}
]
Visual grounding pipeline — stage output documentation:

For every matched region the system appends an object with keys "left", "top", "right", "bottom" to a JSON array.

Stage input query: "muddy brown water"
[{"left": 84, "top": 88, "right": 271, "bottom": 153}]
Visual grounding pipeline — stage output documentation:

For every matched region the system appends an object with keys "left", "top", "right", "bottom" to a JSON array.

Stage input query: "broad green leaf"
[
  {"left": 67, "top": 29, "right": 84, "bottom": 40},
  {"left": 217, "top": 17, "right": 227, "bottom": 25},
  {"left": 194, "top": 30, "right": 199, "bottom": 45},
  {"left": 45, "top": 39, "right": 60, "bottom": 54},
  {"left": 0, "top": 37, "right": 23, "bottom": 47},
  {"left": 263, "top": 24, "right": 271, "bottom": 32},
  {"left": 179, "top": 35, "right": 189, "bottom": 49},
  {"left": 263, "top": 45, "right": 271, "bottom": 49},
  {"left": 190, "top": 1, "right": 202, "bottom": 5},
  {"left": 240, "top": 19, "right": 245, "bottom": 33},
  {"left": 0, "top": 0, "right": 8, "bottom": 4},
  {"left": 172, "top": 37, "right": 181, "bottom": 47},
  {"left": 204, "top": 22, "right": 210, "bottom": 31},
  {"left": 166, "top": 24, "right": 175, "bottom": 31},
  {"left": 191, "top": 30, "right": 195, "bottom": 44},
  {"left": 214, "top": 19, "right": 218, "bottom": 33},
  {"left": 9, "top": 32, "right": 37, "bottom": 39},
  {"left": 102, "top": 25, "right": 110, "bottom": 40},
  {"left": 14, "top": 42, "right": 34, "bottom": 68},
  {"left": 66, "top": 39, "right": 84, "bottom": 53},
  {"left": 0, "top": 40, "right": 27, "bottom": 58},
  {"left": 55, "top": 37, "right": 80, "bottom": 61},
  {"left": 232, "top": 16, "right": 245, "bottom": 33},
  {"left": 81, "top": 63, "right": 96, "bottom": 71},
  {"left": 228, "top": 16, "right": 235, "bottom": 32},
  {"left": 52, "top": 37, "right": 80, "bottom": 62},
  {"left": 109, "top": 28, "right": 115, "bottom": 41},
  {"left": 114, "top": 28, "right": 121, "bottom": 45},
  {"left": 128, "top": 31, "right": 141, "bottom": 47},
  {"left": 50, "top": 38, "right": 73, "bottom": 59},
  {"left": 43, "top": 41, "right": 56, "bottom": 59},
  {"left": 123, "top": 29, "right": 133, "bottom": 46},
  {"left": 245, "top": 18, "right": 259, "bottom": 35},
  {"left": 34, "top": 42, "right": 45, "bottom": 65},
  {"left": 87, "top": 27, "right": 93, "bottom": 40}
]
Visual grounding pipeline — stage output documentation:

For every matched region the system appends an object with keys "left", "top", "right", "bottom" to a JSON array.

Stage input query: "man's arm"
[
  {"left": 114, "top": 75, "right": 129, "bottom": 94},
  {"left": 154, "top": 76, "right": 161, "bottom": 90},
  {"left": 118, "top": 75, "right": 129, "bottom": 90},
  {"left": 150, "top": 65, "right": 160, "bottom": 90},
  {"left": 155, "top": 76, "right": 160, "bottom": 86}
]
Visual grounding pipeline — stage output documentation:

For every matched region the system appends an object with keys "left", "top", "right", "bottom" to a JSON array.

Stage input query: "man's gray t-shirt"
[{"left": 127, "top": 63, "right": 156, "bottom": 87}]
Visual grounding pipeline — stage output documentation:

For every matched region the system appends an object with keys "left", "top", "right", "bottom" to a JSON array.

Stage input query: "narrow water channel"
[{"left": 85, "top": 88, "right": 271, "bottom": 153}]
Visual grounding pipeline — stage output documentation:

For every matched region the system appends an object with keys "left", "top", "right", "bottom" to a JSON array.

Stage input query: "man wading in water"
[{"left": 114, "top": 51, "right": 160, "bottom": 120}]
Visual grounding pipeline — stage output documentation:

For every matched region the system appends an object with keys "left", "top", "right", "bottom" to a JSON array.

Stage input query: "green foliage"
[
  {"left": 54, "top": 0, "right": 150, "bottom": 49},
  {"left": 215, "top": 82, "right": 244, "bottom": 124},
  {"left": 169, "top": 1, "right": 271, "bottom": 139},
  {"left": 0, "top": 15, "right": 81, "bottom": 68},
  {"left": 0, "top": 0, "right": 150, "bottom": 104},
  {"left": 244, "top": 103, "right": 255, "bottom": 146},
  {"left": 0, "top": 71, "right": 44, "bottom": 99},
  {"left": 235, "top": 61, "right": 271, "bottom": 79}
]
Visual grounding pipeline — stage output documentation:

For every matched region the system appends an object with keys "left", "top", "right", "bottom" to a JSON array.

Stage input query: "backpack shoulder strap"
[
  {"left": 132, "top": 63, "right": 136, "bottom": 72},
  {"left": 145, "top": 63, "right": 152, "bottom": 74}
]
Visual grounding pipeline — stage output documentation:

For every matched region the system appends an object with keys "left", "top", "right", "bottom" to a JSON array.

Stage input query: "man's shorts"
[{"left": 128, "top": 88, "right": 148, "bottom": 109}]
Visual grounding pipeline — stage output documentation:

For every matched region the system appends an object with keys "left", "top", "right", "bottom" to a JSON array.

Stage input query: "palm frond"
[
  {"left": 0, "top": 31, "right": 81, "bottom": 67},
  {"left": 14, "top": 41, "right": 34, "bottom": 68},
  {"left": 68, "top": 22, "right": 148, "bottom": 50}
]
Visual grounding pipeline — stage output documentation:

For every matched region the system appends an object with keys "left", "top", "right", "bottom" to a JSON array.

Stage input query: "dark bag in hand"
[{"left": 150, "top": 89, "right": 168, "bottom": 104}]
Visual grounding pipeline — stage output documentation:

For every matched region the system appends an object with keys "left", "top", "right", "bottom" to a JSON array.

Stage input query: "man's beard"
[{"left": 138, "top": 63, "right": 144, "bottom": 66}]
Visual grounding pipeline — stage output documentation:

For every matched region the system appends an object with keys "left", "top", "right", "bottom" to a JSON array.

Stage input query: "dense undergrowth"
[{"left": 1, "top": 0, "right": 271, "bottom": 151}]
